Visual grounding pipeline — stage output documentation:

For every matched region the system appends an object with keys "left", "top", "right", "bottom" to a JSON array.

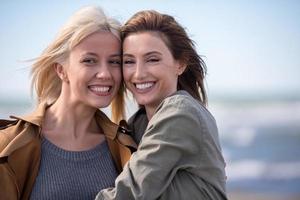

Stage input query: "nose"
[
  {"left": 133, "top": 61, "right": 146, "bottom": 80},
  {"left": 96, "top": 63, "right": 112, "bottom": 80}
]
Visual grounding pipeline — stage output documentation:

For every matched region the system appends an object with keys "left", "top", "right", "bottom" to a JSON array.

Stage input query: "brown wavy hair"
[{"left": 121, "top": 10, "right": 207, "bottom": 105}]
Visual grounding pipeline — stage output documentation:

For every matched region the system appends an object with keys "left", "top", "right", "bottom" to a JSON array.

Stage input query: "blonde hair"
[{"left": 31, "top": 6, "right": 125, "bottom": 122}]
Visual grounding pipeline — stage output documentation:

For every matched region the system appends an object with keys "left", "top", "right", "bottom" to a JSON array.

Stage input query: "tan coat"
[{"left": 0, "top": 103, "right": 136, "bottom": 200}]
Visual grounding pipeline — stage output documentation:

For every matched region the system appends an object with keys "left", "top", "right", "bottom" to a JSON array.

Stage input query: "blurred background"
[{"left": 1, "top": 1, "right": 299, "bottom": 199}]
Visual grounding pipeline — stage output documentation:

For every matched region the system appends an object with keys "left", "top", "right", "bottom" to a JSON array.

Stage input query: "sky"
[{"left": 0, "top": 0, "right": 299, "bottom": 101}]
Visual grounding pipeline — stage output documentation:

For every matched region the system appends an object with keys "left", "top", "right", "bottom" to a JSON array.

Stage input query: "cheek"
[
  {"left": 122, "top": 68, "right": 132, "bottom": 83},
  {"left": 69, "top": 70, "right": 87, "bottom": 85},
  {"left": 65, "top": 63, "right": 83, "bottom": 83},
  {"left": 112, "top": 68, "right": 122, "bottom": 84}
]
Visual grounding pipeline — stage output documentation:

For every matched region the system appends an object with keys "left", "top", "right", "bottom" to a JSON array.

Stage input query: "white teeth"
[
  {"left": 89, "top": 86, "right": 110, "bottom": 92},
  {"left": 136, "top": 82, "right": 154, "bottom": 90}
]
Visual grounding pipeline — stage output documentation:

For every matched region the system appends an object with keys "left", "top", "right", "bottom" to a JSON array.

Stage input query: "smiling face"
[
  {"left": 60, "top": 31, "right": 122, "bottom": 109},
  {"left": 123, "top": 31, "right": 183, "bottom": 114}
]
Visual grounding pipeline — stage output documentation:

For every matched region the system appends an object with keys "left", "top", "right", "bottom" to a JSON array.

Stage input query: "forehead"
[
  {"left": 123, "top": 31, "right": 171, "bottom": 55},
  {"left": 73, "top": 31, "right": 121, "bottom": 53}
]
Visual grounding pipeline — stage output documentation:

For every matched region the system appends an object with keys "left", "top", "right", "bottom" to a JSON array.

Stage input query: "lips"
[
  {"left": 133, "top": 81, "right": 155, "bottom": 93},
  {"left": 88, "top": 85, "right": 112, "bottom": 96},
  {"left": 135, "top": 82, "right": 154, "bottom": 90}
]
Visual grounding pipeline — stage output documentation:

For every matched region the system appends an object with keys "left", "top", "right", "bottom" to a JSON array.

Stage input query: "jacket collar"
[
  {"left": 94, "top": 109, "right": 119, "bottom": 140},
  {"left": 9, "top": 102, "right": 120, "bottom": 140},
  {"left": 10, "top": 102, "right": 47, "bottom": 127}
]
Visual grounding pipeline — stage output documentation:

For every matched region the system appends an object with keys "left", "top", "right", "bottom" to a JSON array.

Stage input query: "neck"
[
  {"left": 145, "top": 106, "right": 157, "bottom": 120},
  {"left": 43, "top": 94, "right": 98, "bottom": 139}
]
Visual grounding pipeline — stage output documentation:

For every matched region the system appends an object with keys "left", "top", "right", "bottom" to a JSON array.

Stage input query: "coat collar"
[
  {"left": 10, "top": 102, "right": 47, "bottom": 127},
  {"left": 2, "top": 102, "right": 136, "bottom": 159},
  {"left": 9, "top": 102, "right": 120, "bottom": 140}
]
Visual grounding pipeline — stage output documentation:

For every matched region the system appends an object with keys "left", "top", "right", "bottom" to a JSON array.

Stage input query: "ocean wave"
[
  {"left": 227, "top": 160, "right": 300, "bottom": 180},
  {"left": 212, "top": 101, "right": 300, "bottom": 132}
]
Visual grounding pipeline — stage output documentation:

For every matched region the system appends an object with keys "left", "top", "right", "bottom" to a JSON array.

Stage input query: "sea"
[
  {"left": 1, "top": 96, "right": 300, "bottom": 198},
  {"left": 209, "top": 99, "right": 300, "bottom": 197}
]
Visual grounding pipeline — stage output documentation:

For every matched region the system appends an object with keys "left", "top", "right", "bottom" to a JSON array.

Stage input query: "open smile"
[
  {"left": 88, "top": 85, "right": 112, "bottom": 96},
  {"left": 134, "top": 81, "right": 155, "bottom": 93}
]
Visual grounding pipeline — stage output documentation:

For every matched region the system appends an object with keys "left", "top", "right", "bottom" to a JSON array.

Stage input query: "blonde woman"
[{"left": 0, "top": 6, "right": 135, "bottom": 199}]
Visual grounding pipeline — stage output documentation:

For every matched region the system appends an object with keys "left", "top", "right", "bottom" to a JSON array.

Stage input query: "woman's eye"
[
  {"left": 147, "top": 58, "right": 160, "bottom": 63},
  {"left": 82, "top": 58, "right": 97, "bottom": 65},
  {"left": 109, "top": 60, "right": 121, "bottom": 65},
  {"left": 123, "top": 60, "right": 135, "bottom": 65}
]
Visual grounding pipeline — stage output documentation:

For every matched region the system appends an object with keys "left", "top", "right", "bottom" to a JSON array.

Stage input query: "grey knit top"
[{"left": 30, "top": 137, "right": 118, "bottom": 200}]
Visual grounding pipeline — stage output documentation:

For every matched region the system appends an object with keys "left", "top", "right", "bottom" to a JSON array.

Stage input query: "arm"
[{"left": 96, "top": 97, "right": 202, "bottom": 200}]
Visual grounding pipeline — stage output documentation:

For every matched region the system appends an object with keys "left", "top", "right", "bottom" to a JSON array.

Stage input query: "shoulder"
[
  {"left": 0, "top": 110, "right": 42, "bottom": 156},
  {"left": 0, "top": 119, "right": 18, "bottom": 131},
  {"left": 153, "top": 90, "right": 215, "bottom": 124},
  {"left": 147, "top": 92, "right": 198, "bottom": 131},
  {"left": 145, "top": 91, "right": 218, "bottom": 144},
  {"left": 0, "top": 119, "right": 23, "bottom": 154},
  {"left": 139, "top": 92, "right": 213, "bottom": 155}
]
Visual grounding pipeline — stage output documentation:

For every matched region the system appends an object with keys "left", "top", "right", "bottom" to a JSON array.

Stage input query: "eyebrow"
[
  {"left": 82, "top": 52, "right": 121, "bottom": 58},
  {"left": 144, "top": 51, "right": 162, "bottom": 57},
  {"left": 81, "top": 52, "right": 98, "bottom": 57},
  {"left": 110, "top": 54, "right": 122, "bottom": 58},
  {"left": 123, "top": 51, "right": 162, "bottom": 58}
]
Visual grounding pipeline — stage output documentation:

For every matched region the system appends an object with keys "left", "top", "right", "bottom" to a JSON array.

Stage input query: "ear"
[
  {"left": 176, "top": 61, "right": 187, "bottom": 76},
  {"left": 54, "top": 63, "right": 69, "bottom": 82}
]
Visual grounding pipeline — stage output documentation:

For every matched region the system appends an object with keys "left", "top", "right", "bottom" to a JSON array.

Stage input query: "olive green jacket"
[
  {"left": 0, "top": 102, "right": 136, "bottom": 200},
  {"left": 97, "top": 91, "right": 227, "bottom": 200}
]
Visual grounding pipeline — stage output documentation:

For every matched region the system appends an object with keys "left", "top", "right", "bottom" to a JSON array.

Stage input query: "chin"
[
  {"left": 136, "top": 99, "right": 152, "bottom": 107},
  {"left": 98, "top": 103, "right": 110, "bottom": 109},
  {"left": 88, "top": 101, "right": 110, "bottom": 109}
]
